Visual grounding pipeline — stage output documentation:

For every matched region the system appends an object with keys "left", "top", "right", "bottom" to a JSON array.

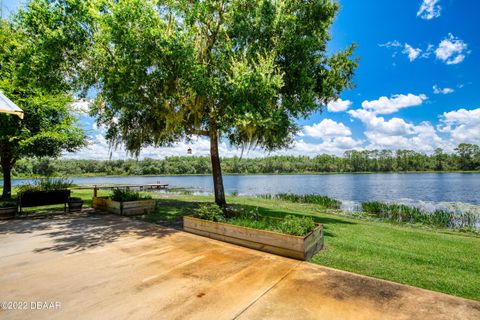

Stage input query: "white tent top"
[{"left": 0, "top": 91, "right": 24, "bottom": 119}]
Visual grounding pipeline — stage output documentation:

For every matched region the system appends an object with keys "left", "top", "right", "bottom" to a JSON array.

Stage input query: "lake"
[{"left": 10, "top": 173, "right": 480, "bottom": 206}]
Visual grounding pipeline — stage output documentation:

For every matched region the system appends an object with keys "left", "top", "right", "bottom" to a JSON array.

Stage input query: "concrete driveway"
[{"left": 0, "top": 213, "right": 479, "bottom": 320}]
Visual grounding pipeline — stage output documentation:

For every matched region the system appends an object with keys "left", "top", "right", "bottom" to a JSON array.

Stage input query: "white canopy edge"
[{"left": 0, "top": 90, "right": 24, "bottom": 119}]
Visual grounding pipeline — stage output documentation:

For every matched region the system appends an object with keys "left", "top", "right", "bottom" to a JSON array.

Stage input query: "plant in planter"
[
  {"left": 68, "top": 197, "right": 84, "bottom": 212},
  {"left": 0, "top": 200, "right": 18, "bottom": 220},
  {"left": 17, "top": 178, "right": 73, "bottom": 214},
  {"left": 93, "top": 189, "right": 155, "bottom": 216},
  {"left": 110, "top": 189, "right": 152, "bottom": 202},
  {"left": 17, "top": 178, "right": 74, "bottom": 193},
  {"left": 184, "top": 204, "right": 323, "bottom": 260}
]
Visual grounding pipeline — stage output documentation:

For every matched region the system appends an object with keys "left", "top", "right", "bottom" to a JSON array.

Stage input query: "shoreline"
[{"left": 8, "top": 170, "right": 480, "bottom": 180}]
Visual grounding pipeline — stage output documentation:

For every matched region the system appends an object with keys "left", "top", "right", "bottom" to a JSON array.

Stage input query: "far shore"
[{"left": 7, "top": 170, "right": 480, "bottom": 181}]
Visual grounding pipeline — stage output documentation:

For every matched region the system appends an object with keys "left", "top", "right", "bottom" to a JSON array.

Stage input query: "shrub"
[
  {"left": 110, "top": 188, "right": 152, "bottom": 202},
  {"left": 192, "top": 203, "right": 226, "bottom": 222},
  {"left": 276, "top": 215, "right": 316, "bottom": 236}
]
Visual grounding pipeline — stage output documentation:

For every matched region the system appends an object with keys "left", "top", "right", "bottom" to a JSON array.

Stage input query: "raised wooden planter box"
[
  {"left": 0, "top": 206, "right": 17, "bottom": 220},
  {"left": 92, "top": 196, "right": 156, "bottom": 216},
  {"left": 183, "top": 216, "right": 323, "bottom": 260}
]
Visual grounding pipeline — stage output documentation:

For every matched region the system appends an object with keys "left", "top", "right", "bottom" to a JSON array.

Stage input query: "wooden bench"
[{"left": 18, "top": 190, "right": 71, "bottom": 214}]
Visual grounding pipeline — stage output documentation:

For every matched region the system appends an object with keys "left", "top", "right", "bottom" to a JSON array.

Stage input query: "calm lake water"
[{"left": 10, "top": 173, "right": 480, "bottom": 205}]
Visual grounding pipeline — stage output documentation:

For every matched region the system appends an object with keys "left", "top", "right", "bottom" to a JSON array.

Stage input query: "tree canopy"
[
  {"left": 0, "top": 20, "right": 86, "bottom": 199},
  {"left": 20, "top": 0, "right": 358, "bottom": 205}
]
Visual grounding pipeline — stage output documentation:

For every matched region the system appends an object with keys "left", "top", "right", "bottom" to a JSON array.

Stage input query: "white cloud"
[
  {"left": 71, "top": 100, "right": 90, "bottom": 114},
  {"left": 432, "top": 85, "right": 454, "bottom": 95},
  {"left": 64, "top": 135, "right": 243, "bottom": 160},
  {"left": 438, "top": 108, "right": 480, "bottom": 144},
  {"left": 379, "top": 34, "right": 469, "bottom": 65},
  {"left": 64, "top": 132, "right": 364, "bottom": 159},
  {"left": 349, "top": 109, "right": 446, "bottom": 152},
  {"left": 302, "top": 119, "right": 352, "bottom": 139},
  {"left": 417, "top": 0, "right": 441, "bottom": 20},
  {"left": 378, "top": 40, "right": 402, "bottom": 48},
  {"left": 403, "top": 44, "right": 422, "bottom": 61},
  {"left": 63, "top": 106, "right": 480, "bottom": 160},
  {"left": 291, "top": 138, "right": 363, "bottom": 156},
  {"left": 349, "top": 109, "right": 415, "bottom": 135},
  {"left": 380, "top": 41, "right": 432, "bottom": 62},
  {"left": 360, "top": 93, "right": 427, "bottom": 115},
  {"left": 326, "top": 98, "right": 352, "bottom": 112},
  {"left": 435, "top": 33, "right": 468, "bottom": 65},
  {"left": 421, "top": 44, "right": 435, "bottom": 58}
]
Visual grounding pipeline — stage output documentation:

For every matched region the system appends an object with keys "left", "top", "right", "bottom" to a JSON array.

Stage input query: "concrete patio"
[{"left": 0, "top": 213, "right": 479, "bottom": 320}]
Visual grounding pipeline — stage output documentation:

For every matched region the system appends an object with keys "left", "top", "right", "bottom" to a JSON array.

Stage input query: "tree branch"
[{"left": 187, "top": 129, "right": 210, "bottom": 137}]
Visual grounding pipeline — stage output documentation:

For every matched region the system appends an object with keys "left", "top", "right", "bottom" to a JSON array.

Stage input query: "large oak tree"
[
  {"left": 0, "top": 20, "right": 86, "bottom": 199},
  {"left": 22, "top": 0, "right": 357, "bottom": 206}
]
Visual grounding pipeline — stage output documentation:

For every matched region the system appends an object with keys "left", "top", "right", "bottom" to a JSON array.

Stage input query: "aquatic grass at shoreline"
[
  {"left": 261, "top": 193, "right": 342, "bottom": 209},
  {"left": 361, "top": 201, "right": 479, "bottom": 231},
  {"left": 255, "top": 193, "right": 480, "bottom": 232}
]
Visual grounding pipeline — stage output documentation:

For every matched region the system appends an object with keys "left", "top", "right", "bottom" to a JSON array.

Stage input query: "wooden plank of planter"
[
  {"left": 184, "top": 225, "right": 305, "bottom": 260},
  {"left": 122, "top": 200, "right": 156, "bottom": 209},
  {"left": 122, "top": 200, "right": 155, "bottom": 216},
  {"left": 93, "top": 197, "right": 155, "bottom": 215},
  {"left": 183, "top": 216, "right": 323, "bottom": 260},
  {"left": 304, "top": 226, "right": 324, "bottom": 260},
  {"left": 121, "top": 200, "right": 155, "bottom": 216},
  {"left": 93, "top": 197, "right": 119, "bottom": 213},
  {"left": 184, "top": 217, "right": 305, "bottom": 251},
  {"left": 0, "top": 207, "right": 17, "bottom": 220},
  {"left": 92, "top": 196, "right": 108, "bottom": 209}
]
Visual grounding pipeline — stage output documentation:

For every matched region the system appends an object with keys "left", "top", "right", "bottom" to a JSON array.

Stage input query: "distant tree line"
[{"left": 9, "top": 144, "right": 480, "bottom": 178}]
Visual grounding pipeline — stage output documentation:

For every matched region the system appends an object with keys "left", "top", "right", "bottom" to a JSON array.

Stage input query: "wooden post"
[{"left": 93, "top": 186, "right": 98, "bottom": 198}]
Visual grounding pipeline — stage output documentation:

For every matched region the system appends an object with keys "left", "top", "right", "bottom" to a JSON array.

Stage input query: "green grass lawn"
[{"left": 5, "top": 188, "right": 480, "bottom": 301}]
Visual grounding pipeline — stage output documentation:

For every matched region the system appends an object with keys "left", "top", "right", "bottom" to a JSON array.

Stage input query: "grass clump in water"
[
  {"left": 361, "top": 201, "right": 479, "bottom": 231},
  {"left": 272, "top": 193, "right": 342, "bottom": 209}
]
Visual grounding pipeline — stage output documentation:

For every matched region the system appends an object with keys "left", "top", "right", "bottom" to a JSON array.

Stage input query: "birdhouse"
[{"left": 187, "top": 148, "right": 192, "bottom": 155}]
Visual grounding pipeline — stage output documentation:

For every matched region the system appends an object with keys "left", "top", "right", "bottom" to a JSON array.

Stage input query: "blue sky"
[{"left": 3, "top": 0, "right": 479, "bottom": 159}]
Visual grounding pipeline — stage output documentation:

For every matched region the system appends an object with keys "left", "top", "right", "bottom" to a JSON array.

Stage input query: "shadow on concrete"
[
  {"left": 0, "top": 211, "right": 178, "bottom": 254},
  {"left": 0, "top": 197, "right": 356, "bottom": 254}
]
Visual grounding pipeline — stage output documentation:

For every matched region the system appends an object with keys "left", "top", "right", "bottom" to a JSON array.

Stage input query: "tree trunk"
[
  {"left": 1, "top": 158, "right": 12, "bottom": 200},
  {"left": 209, "top": 130, "right": 226, "bottom": 207}
]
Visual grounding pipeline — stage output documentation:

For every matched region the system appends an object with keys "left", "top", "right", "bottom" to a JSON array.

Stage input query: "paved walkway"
[{"left": 0, "top": 213, "right": 479, "bottom": 320}]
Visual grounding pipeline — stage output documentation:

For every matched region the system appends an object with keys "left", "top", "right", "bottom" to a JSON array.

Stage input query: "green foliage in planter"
[
  {"left": 192, "top": 204, "right": 316, "bottom": 236},
  {"left": 0, "top": 201, "right": 16, "bottom": 208},
  {"left": 17, "top": 178, "right": 73, "bottom": 193},
  {"left": 276, "top": 215, "right": 316, "bottom": 236},
  {"left": 192, "top": 204, "right": 226, "bottom": 222},
  {"left": 110, "top": 189, "right": 152, "bottom": 202}
]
